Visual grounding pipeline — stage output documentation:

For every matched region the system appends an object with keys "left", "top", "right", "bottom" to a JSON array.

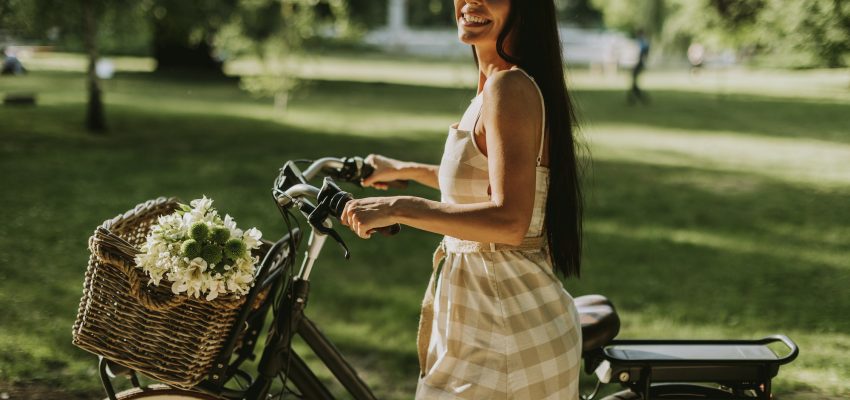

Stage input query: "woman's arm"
[
  {"left": 361, "top": 154, "right": 440, "bottom": 190},
  {"left": 342, "top": 70, "right": 543, "bottom": 245}
]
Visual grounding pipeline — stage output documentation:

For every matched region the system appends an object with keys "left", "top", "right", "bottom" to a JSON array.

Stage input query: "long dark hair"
[{"left": 473, "top": 0, "right": 583, "bottom": 278}]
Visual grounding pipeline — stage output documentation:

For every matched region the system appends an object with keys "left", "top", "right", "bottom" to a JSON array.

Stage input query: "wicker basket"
[{"left": 72, "top": 197, "right": 263, "bottom": 389}]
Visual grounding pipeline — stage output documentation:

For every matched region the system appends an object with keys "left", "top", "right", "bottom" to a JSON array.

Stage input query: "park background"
[{"left": 1, "top": 0, "right": 848, "bottom": 398}]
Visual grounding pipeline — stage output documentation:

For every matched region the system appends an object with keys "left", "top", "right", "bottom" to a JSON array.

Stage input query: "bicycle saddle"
[{"left": 575, "top": 294, "right": 620, "bottom": 352}]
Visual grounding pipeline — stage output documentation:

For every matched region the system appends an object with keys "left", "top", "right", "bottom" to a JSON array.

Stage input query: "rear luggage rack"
[{"left": 599, "top": 335, "right": 798, "bottom": 400}]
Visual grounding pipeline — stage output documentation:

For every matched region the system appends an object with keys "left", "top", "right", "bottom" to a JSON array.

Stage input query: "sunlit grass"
[
  {"left": 587, "top": 125, "right": 850, "bottom": 188},
  {"left": 20, "top": 51, "right": 156, "bottom": 73},
  {"left": 1, "top": 53, "right": 848, "bottom": 399}
]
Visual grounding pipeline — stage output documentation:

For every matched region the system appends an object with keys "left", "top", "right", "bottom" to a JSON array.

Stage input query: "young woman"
[{"left": 340, "top": 0, "right": 584, "bottom": 397}]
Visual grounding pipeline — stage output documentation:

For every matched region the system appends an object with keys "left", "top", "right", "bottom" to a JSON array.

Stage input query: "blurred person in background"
[
  {"left": 688, "top": 42, "right": 706, "bottom": 78},
  {"left": 340, "top": 0, "right": 585, "bottom": 398},
  {"left": 627, "top": 28, "right": 649, "bottom": 104},
  {"left": 1, "top": 47, "right": 27, "bottom": 75}
]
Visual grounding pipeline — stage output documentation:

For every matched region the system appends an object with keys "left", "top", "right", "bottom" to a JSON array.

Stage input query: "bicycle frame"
[
  {"left": 236, "top": 228, "right": 377, "bottom": 400},
  {"left": 219, "top": 194, "right": 376, "bottom": 399}
]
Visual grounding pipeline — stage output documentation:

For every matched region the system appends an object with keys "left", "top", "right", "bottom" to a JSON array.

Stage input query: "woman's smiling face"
[{"left": 454, "top": 0, "right": 511, "bottom": 46}]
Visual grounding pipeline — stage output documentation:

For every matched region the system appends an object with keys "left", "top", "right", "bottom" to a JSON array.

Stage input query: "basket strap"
[{"left": 91, "top": 227, "right": 188, "bottom": 311}]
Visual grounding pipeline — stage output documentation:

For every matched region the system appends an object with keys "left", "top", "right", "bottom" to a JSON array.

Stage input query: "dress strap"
[{"left": 511, "top": 67, "right": 546, "bottom": 167}]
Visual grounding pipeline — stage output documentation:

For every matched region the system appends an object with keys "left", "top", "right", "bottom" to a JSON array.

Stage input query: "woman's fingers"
[
  {"left": 340, "top": 201, "right": 352, "bottom": 226},
  {"left": 355, "top": 221, "right": 371, "bottom": 239},
  {"left": 340, "top": 200, "right": 371, "bottom": 239},
  {"left": 350, "top": 215, "right": 371, "bottom": 239},
  {"left": 361, "top": 154, "right": 397, "bottom": 189},
  {"left": 362, "top": 154, "right": 379, "bottom": 187},
  {"left": 364, "top": 154, "right": 377, "bottom": 165}
]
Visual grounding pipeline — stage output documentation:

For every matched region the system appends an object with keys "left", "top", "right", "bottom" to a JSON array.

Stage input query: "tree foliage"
[
  {"left": 557, "top": 0, "right": 604, "bottom": 27},
  {"left": 145, "top": 0, "right": 238, "bottom": 72},
  {"left": 590, "top": 0, "right": 665, "bottom": 36},
  {"left": 216, "top": 0, "right": 351, "bottom": 110},
  {"left": 593, "top": 0, "right": 850, "bottom": 67}
]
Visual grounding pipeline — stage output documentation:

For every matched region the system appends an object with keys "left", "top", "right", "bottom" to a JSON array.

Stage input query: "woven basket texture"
[{"left": 72, "top": 197, "right": 261, "bottom": 389}]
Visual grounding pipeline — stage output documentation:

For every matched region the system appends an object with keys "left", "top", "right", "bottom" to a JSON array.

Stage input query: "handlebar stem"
[{"left": 298, "top": 228, "right": 329, "bottom": 281}]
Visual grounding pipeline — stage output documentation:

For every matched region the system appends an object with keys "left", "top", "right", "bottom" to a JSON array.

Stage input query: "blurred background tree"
[
  {"left": 342, "top": 0, "right": 604, "bottom": 30},
  {"left": 590, "top": 0, "right": 850, "bottom": 67},
  {"left": 590, "top": 0, "right": 666, "bottom": 37},
  {"left": 216, "top": 0, "right": 351, "bottom": 111},
  {"left": 146, "top": 0, "right": 238, "bottom": 74},
  {"left": 1, "top": 0, "right": 141, "bottom": 132},
  {"left": 0, "top": 0, "right": 350, "bottom": 128},
  {"left": 557, "top": 0, "right": 604, "bottom": 27}
]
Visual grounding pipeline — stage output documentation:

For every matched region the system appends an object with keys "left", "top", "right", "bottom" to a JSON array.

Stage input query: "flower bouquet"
[{"left": 134, "top": 196, "right": 263, "bottom": 301}]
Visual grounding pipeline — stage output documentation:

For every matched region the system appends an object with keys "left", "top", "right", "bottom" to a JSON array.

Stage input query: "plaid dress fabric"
[{"left": 415, "top": 68, "right": 582, "bottom": 399}]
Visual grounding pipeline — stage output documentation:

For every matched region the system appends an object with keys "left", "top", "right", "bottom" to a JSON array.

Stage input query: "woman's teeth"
[{"left": 463, "top": 14, "right": 490, "bottom": 25}]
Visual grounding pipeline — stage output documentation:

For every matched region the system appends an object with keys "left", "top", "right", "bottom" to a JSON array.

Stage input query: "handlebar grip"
[
  {"left": 369, "top": 223, "right": 401, "bottom": 237},
  {"left": 360, "top": 160, "right": 409, "bottom": 189},
  {"left": 323, "top": 181, "right": 401, "bottom": 237},
  {"left": 360, "top": 162, "right": 375, "bottom": 179}
]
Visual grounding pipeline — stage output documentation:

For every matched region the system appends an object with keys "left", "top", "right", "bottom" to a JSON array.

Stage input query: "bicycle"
[{"left": 94, "top": 156, "right": 799, "bottom": 400}]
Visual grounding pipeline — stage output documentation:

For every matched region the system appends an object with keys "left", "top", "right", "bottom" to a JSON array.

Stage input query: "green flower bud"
[
  {"left": 180, "top": 239, "right": 201, "bottom": 259},
  {"left": 210, "top": 226, "right": 230, "bottom": 245},
  {"left": 210, "top": 261, "right": 227, "bottom": 273},
  {"left": 201, "top": 244, "right": 223, "bottom": 265},
  {"left": 189, "top": 222, "right": 210, "bottom": 242},
  {"left": 224, "top": 238, "right": 247, "bottom": 259}
]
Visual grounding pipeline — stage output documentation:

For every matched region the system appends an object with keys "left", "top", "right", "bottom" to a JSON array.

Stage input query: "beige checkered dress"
[{"left": 415, "top": 68, "right": 582, "bottom": 399}]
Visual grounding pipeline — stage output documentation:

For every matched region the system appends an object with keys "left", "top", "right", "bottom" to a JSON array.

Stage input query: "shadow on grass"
[{"left": 580, "top": 159, "right": 850, "bottom": 333}]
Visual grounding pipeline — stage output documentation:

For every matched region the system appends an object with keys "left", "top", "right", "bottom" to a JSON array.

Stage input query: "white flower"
[
  {"left": 227, "top": 270, "right": 254, "bottom": 295},
  {"left": 205, "top": 277, "right": 226, "bottom": 301},
  {"left": 185, "top": 257, "right": 207, "bottom": 279},
  {"left": 224, "top": 214, "right": 243, "bottom": 238},
  {"left": 190, "top": 196, "right": 213, "bottom": 213},
  {"left": 242, "top": 228, "right": 263, "bottom": 250}
]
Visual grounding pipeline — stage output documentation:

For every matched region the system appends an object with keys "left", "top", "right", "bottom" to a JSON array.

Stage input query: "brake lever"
[{"left": 306, "top": 202, "right": 351, "bottom": 259}]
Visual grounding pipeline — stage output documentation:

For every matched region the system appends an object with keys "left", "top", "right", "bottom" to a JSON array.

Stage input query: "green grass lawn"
[{"left": 1, "top": 54, "right": 849, "bottom": 399}]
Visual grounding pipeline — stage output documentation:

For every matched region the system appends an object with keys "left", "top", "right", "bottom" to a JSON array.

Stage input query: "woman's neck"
[{"left": 475, "top": 44, "right": 514, "bottom": 94}]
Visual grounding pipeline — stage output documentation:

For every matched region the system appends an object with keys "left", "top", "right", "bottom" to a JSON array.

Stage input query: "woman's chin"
[{"left": 457, "top": 31, "right": 484, "bottom": 46}]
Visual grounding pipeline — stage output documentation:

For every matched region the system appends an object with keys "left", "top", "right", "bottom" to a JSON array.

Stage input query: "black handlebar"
[{"left": 318, "top": 177, "right": 401, "bottom": 237}]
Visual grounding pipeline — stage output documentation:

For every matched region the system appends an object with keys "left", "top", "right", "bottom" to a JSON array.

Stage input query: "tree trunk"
[{"left": 83, "top": 0, "right": 106, "bottom": 133}]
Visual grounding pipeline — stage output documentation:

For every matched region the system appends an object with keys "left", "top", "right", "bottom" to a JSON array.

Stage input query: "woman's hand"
[
  {"left": 362, "top": 154, "right": 408, "bottom": 190},
  {"left": 340, "top": 196, "right": 399, "bottom": 239}
]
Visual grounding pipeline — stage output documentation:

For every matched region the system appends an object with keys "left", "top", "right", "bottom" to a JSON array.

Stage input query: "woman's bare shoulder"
[
  {"left": 482, "top": 69, "right": 542, "bottom": 121},
  {"left": 484, "top": 69, "right": 538, "bottom": 100}
]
